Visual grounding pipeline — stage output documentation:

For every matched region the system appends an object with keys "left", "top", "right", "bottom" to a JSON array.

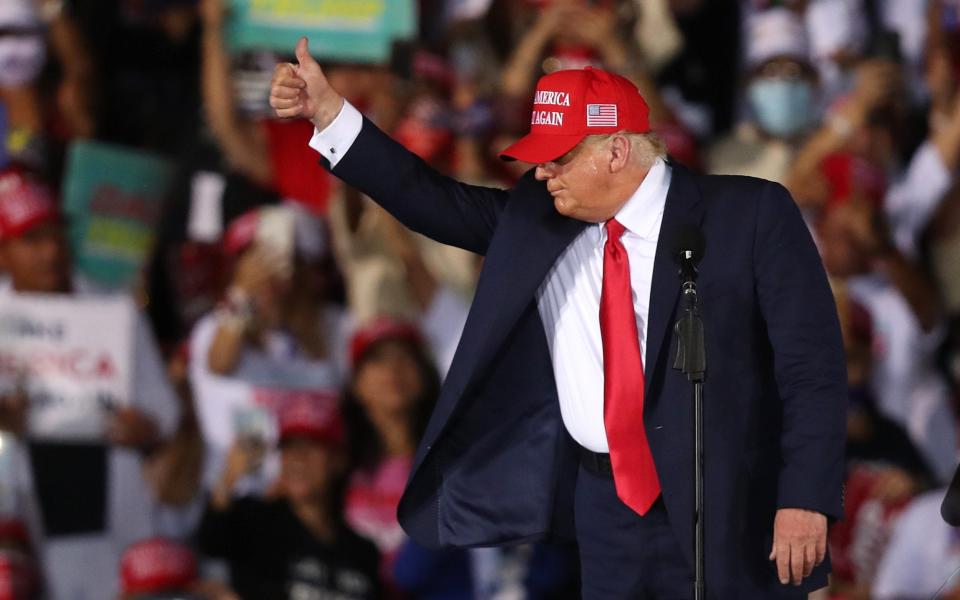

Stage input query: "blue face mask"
[{"left": 747, "top": 79, "right": 814, "bottom": 139}]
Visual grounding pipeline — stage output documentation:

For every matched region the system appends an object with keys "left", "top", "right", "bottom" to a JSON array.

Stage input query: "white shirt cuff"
[{"left": 308, "top": 100, "right": 363, "bottom": 168}]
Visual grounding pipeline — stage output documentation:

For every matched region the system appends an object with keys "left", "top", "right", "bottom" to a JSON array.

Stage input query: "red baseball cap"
[
  {"left": 499, "top": 67, "right": 650, "bottom": 164},
  {"left": 120, "top": 537, "right": 197, "bottom": 595},
  {"left": 349, "top": 317, "right": 424, "bottom": 367},
  {"left": 277, "top": 393, "right": 346, "bottom": 447},
  {"left": 0, "top": 168, "right": 59, "bottom": 241}
]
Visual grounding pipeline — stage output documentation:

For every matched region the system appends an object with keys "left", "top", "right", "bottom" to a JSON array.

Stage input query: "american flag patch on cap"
[{"left": 587, "top": 104, "right": 618, "bottom": 127}]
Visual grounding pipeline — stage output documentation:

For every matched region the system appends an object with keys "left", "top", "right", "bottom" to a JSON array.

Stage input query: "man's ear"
[{"left": 608, "top": 134, "right": 631, "bottom": 173}]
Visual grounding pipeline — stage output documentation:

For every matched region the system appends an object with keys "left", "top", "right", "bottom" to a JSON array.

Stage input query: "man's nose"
[{"left": 535, "top": 164, "right": 552, "bottom": 181}]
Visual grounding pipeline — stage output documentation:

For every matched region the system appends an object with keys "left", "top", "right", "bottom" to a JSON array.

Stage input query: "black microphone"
[
  {"left": 672, "top": 225, "right": 705, "bottom": 312},
  {"left": 942, "top": 463, "right": 960, "bottom": 525},
  {"left": 672, "top": 224, "right": 705, "bottom": 284}
]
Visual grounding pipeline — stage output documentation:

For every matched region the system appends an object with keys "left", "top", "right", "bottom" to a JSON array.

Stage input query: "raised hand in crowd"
[
  {"left": 500, "top": 0, "right": 669, "bottom": 125},
  {"left": 208, "top": 244, "right": 290, "bottom": 375},
  {"left": 46, "top": 4, "right": 96, "bottom": 139},
  {"left": 231, "top": 244, "right": 291, "bottom": 303},
  {"left": 106, "top": 406, "right": 160, "bottom": 452},
  {"left": 565, "top": 1, "right": 634, "bottom": 73},
  {"left": 827, "top": 199, "right": 940, "bottom": 331},
  {"left": 842, "top": 60, "right": 904, "bottom": 128},
  {"left": 200, "top": 0, "right": 273, "bottom": 184},
  {"left": 210, "top": 441, "right": 261, "bottom": 511},
  {"left": 786, "top": 59, "right": 902, "bottom": 210},
  {"left": 500, "top": 0, "right": 579, "bottom": 97},
  {"left": 199, "top": 0, "right": 228, "bottom": 27}
]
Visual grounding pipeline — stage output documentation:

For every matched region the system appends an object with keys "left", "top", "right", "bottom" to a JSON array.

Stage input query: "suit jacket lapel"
[{"left": 644, "top": 163, "right": 705, "bottom": 389}]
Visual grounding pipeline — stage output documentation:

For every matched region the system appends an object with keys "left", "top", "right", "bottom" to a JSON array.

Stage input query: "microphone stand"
[{"left": 673, "top": 254, "right": 706, "bottom": 600}]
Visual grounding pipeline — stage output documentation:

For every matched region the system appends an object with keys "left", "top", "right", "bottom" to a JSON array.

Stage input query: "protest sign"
[
  {"left": 62, "top": 141, "right": 174, "bottom": 290},
  {"left": 230, "top": 387, "right": 339, "bottom": 444},
  {"left": 252, "top": 387, "right": 338, "bottom": 421},
  {"left": 0, "top": 294, "right": 134, "bottom": 442},
  {"left": 225, "top": 0, "right": 416, "bottom": 63}
]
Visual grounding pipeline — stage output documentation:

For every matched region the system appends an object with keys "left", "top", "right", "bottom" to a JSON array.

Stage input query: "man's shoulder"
[
  {"left": 679, "top": 167, "right": 794, "bottom": 214},
  {"left": 689, "top": 169, "right": 779, "bottom": 195}
]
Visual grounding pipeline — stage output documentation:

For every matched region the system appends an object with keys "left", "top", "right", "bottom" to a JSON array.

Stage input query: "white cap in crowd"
[{"left": 746, "top": 7, "right": 810, "bottom": 68}]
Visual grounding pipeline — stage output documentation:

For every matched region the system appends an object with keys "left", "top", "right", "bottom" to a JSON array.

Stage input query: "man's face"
[
  {"left": 534, "top": 137, "right": 621, "bottom": 223},
  {"left": 0, "top": 222, "right": 71, "bottom": 293},
  {"left": 280, "top": 438, "right": 338, "bottom": 503}
]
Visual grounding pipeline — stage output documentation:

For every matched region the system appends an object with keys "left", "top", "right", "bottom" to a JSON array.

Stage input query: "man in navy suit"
[{"left": 270, "top": 38, "right": 846, "bottom": 599}]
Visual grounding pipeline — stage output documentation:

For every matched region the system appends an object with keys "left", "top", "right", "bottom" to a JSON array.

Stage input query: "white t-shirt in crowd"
[
  {"left": 847, "top": 274, "right": 958, "bottom": 483},
  {"left": 189, "top": 306, "right": 351, "bottom": 494}
]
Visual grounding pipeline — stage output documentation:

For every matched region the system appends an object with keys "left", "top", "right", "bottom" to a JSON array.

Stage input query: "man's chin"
[{"left": 553, "top": 195, "right": 575, "bottom": 216}]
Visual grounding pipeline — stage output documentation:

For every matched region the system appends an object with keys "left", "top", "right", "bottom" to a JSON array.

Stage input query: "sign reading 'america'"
[{"left": 587, "top": 104, "right": 618, "bottom": 127}]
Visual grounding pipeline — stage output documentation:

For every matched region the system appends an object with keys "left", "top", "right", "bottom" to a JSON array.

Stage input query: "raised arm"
[
  {"left": 200, "top": 0, "right": 272, "bottom": 186},
  {"left": 269, "top": 38, "right": 509, "bottom": 255}
]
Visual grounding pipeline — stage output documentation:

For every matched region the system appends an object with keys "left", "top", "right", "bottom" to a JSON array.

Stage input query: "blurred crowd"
[{"left": 1, "top": 0, "right": 960, "bottom": 598}]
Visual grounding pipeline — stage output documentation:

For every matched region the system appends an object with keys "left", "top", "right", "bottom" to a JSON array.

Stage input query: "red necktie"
[{"left": 600, "top": 218, "right": 661, "bottom": 516}]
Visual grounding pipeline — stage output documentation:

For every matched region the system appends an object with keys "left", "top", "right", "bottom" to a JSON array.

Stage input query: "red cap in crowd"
[
  {"left": 349, "top": 317, "right": 424, "bottom": 367},
  {"left": 393, "top": 96, "right": 454, "bottom": 163},
  {"left": 277, "top": 393, "right": 346, "bottom": 448},
  {"left": 499, "top": 67, "right": 650, "bottom": 164},
  {"left": 222, "top": 208, "right": 261, "bottom": 257},
  {"left": 0, "top": 167, "right": 59, "bottom": 241},
  {"left": 222, "top": 203, "right": 327, "bottom": 261},
  {"left": 120, "top": 537, "right": 197, "bottom": 595}
]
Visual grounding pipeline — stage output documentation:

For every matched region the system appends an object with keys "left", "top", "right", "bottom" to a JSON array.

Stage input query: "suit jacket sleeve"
[
  {"left": 753, "top": 181, "right": 847, "bottom": 520},
  {"left": 322, "top": 117, "right": 510, "bottom": 256}
]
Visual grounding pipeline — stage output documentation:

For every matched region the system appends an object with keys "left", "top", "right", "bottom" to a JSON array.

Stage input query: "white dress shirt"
[
  {"left": 536, "top": 161, "right": 669, "bottom": 452},
  {"left": 310, "top": 101, "right": 671, "bottom": 453}
]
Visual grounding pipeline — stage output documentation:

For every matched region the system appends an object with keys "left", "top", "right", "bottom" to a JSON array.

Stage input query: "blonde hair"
[{"left": 583, "top": 131, "right": 668, "bottom": 167}]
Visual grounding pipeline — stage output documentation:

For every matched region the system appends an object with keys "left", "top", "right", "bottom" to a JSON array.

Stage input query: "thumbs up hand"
[{"left": 270, "top": 37, "right": 344, "bottom": 130}]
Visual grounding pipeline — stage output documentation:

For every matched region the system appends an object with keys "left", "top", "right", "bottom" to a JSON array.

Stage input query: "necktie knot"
[{"left": 605, "top": 218, "right": 626, "bottom": 243}]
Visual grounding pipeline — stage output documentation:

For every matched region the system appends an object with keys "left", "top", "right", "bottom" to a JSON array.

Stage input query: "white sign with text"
[{"left": 0, "top": 294, "right": 133, "bottom": 441}]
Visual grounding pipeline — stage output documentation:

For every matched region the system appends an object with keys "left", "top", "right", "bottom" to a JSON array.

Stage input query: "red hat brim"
[{"left": 499, "top": 131, "right": 586, "bottom": 163}]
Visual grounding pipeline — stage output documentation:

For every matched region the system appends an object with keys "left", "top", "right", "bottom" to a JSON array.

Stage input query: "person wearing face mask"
[{"left": 708, "top": 7, "right": 819, "bottom": 184}]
